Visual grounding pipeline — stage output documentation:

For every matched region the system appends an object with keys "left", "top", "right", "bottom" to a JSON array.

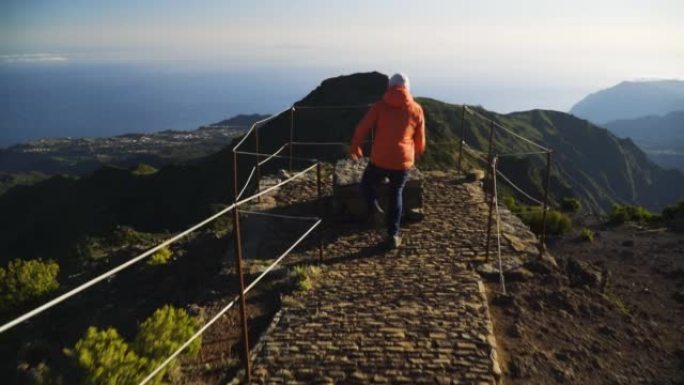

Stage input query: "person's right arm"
[{"left": 350, "top": 104, "right": 379, "bottom": 160}]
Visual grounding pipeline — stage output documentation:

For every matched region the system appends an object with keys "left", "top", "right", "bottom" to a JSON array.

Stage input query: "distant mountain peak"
[
  {"left": 295, "top": 72, "right": 388, "bottom": 107},
  {"left": 570, "top": 79, "right": 684, "bottom": 124}
]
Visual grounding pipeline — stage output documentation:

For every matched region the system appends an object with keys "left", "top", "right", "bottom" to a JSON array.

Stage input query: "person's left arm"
[{"left": 350, "top": 104, "right": 379, "bottom": 160}]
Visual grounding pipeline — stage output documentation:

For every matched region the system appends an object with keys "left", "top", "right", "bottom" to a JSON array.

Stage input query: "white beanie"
[{"left": 389, "top": 73, "right": 410, "bottom": 90}]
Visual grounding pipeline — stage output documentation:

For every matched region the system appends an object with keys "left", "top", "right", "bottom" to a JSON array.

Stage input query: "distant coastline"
[{"left": 0, "top": 63, "right": 311, "bottom": 147}]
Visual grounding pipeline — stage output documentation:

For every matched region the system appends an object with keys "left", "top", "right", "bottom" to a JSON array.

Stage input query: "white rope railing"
[
  {"left": 232, "top": 108, "right": 292, "bottom": 152},
  {"left": 495, "top": 168, "right": 546, "bottom": 206},
  {"left": 492, "top": 157, "right": 507, "bottom": 295},
  {"left": 237, "top": 166, "right": 257, "bottom": 200},
  {"left": 238, "top": 209, "right": 320, "bottom": 221},
  {"left": 138, "top": 219, "right": 321, "bottom": 385},
  {"left": 258, "top": 143, "right": 289, "bottom": 166},
  {"left": 466, "top": 107, "right": 551, "bottom": 152}
]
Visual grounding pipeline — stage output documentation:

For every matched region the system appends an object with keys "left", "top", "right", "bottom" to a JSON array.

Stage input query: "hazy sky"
[{"left": 2, "top": 0, "right": 683, "bottom": 112}]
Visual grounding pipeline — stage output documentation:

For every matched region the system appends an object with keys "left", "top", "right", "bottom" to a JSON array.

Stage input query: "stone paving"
[{"left": 239, "top": 170, "right": 542, "bottom": 384}]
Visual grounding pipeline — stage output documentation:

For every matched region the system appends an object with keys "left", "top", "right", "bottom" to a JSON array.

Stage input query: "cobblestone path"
[{"left": 243, "top": 171, "right": 540, "bottom": 384}]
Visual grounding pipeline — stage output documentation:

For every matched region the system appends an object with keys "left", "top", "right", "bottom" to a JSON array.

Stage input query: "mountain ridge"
[
  {"left": 1, "top": 72, "right": 682, "bottom": 264},
  {"left": 570, "top": 79, "right": 684, "bottom": 124}
]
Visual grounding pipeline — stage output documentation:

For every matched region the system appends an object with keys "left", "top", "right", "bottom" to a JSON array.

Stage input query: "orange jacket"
[{"left": 350, "top": 86, "right": 426, "bottom": 171}]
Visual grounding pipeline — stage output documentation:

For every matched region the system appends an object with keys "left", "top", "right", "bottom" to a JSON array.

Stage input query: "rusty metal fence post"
[
  {"left": 255, "top": 125, "right": 261, "bottom": 201},
  {"left": 457, "top": 105, "right": 466, "bottom": 172},
  {"left": 484, "top": 119, "right": 496, "bottom": 201},
  {"left": 317, "top": 162, "right": 324, "bottom": 263},
  {"left": 289, "top": 107, "right": 295, "bottom": 172},
  {"left": 539, "top": 151, "right": 552, "bottom": 259},
  {"left": 231, "top": 207, "right": 251, "bottom": 383},
  {"left": 231, "top": 149, "right": 251, "bottom": 383}
]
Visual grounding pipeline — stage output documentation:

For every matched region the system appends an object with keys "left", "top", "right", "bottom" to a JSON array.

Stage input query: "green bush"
[
  {"left": 133, "top": 305, "right": 201, "bottom": 359},
  {"left": 0, "top": 259, "right": 59, "bottom": 311},
  {"left": 502, "top": 196, "right": 519, "bottom": 211},
  {"left": 292, "top": 265, "right": 321, "bottom": 292},
  {"left": 74, "top": 327, "right": 150, "bottom": 385},
  {"left": 108, "top": 226, "right": 158, "bottom": 248},
  {"left": 517, "top": 207, "right": 572, "bottom": 235},
  {"left": 131, "top": 163, "right": 158, "bottom": 176},
  {"left": 560, "top": 197, "right": 582, "bottom": 213},
  {"left": 73, "top": 306, "right": 201, "bottom": 385},
  {"left": 579, "top": 227, "right": 594, "bottom": 242},
  {"left": 610, "top": 204, "right": 657, "bottom": 224},
  {"left": 147, "top": 246, "right": 173, "bottom": 266}
]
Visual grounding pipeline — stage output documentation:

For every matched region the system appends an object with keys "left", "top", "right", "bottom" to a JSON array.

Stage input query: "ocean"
[{"left": 0, "top": 63, "right": 319, "bottom": 147}]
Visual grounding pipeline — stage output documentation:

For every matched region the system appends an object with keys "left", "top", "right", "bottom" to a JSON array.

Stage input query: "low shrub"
[
  {"left": 108, "top": 226, "right": 158, "bottom": 248},
  {"left": 134, "top": 305, "right": 201, "bottom": 359},
  {"left": 516, "top": 207, "right": 572, "bottom": 235},
  {"left": 73, "top": 306, "right": 201, "bottom": 385},
  {"left": 610, "top": 204, "right": 657, "bottom": 224},
  {"left": 292, "top": 265, "right": 321, "bottom": 292},
  {"left": 502, "top": 196, "right": 519, "bottom": 211},
  {"left": 74, "top": 327, "right": 150, "bottom": 385},
  {"left": 0, "top": 259, "right": 59, "bottom": 311},
  {"left": 560, "top": 197, "right": 582, "bottom": 213},
  {"left": 147, "top": 246, "right": 173, "bottom": 266},
  {"left": 578, "top": 227, "right": 594, "bottom": 242},
  {"left": 131, "top": 163, "right": 158, "bottom": 176}
]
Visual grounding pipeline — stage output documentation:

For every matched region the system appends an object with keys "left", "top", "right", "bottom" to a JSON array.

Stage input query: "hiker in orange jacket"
[{"left": 349, "top": 73, "right": 426, "bottom": 248}]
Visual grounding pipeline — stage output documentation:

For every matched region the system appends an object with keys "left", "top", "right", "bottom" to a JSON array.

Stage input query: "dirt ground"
[{"left": 487, "top": 219, "right": 684, "bottom": 385}]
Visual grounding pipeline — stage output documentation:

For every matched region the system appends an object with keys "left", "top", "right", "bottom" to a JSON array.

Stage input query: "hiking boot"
[{"left": 391, "top": 234, "right": 402, "bottom": 248}]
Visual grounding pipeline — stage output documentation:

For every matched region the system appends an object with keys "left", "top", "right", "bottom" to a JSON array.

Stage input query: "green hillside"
[{"left": 1, "top": 71, "right": 682, "bottom": 268}]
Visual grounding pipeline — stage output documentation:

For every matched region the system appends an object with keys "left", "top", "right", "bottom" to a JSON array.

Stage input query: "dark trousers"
[{"left": 360, "top": 162, "right": 409, "bottom": 237}]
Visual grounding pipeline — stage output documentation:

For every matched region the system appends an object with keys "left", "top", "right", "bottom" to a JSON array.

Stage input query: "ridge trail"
[{"left": 236, "top": 171, "right": 541, "bottom": 384}]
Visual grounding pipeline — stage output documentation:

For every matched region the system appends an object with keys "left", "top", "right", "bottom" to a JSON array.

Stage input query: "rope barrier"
[
  {"left": 138, "top": 219, "right": 322, "bottom": 385},
  {"left": 237, "top": 167, "right": 257, "bottom": 200},
  {"left": 492, "top": 121, "right": 551, "bottom": 153},
  {"left": 492, "top": 157, "right": 507, "bottom": 295},
  {"left": 258, "top": 143, "right": 290, "bottom": 167},
  {"left": 497, "top": 150, "right": 549, "bottom": 158},
  {"left": 238, "top": 210, "right": 320, "bottom": 221},
  {"left": 466, "top": 108, "right": 551, "bottom": 152},
  {"left": 495, "top": 168, "right": 545, "bottom": 206},
  {"left": 232, "top": 107, "right": 292, "bottom": 152},
  {"left": 234, "top": 150, "right": 318, "bottom": 164}
]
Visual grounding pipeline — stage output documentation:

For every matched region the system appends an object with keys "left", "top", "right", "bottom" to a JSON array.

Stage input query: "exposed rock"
[
  {"left": 466, "top": 169, "right": 485, "bottom": 182},
  {"left": 566, "top": 257, "right": 604, "bottom": 288}
]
